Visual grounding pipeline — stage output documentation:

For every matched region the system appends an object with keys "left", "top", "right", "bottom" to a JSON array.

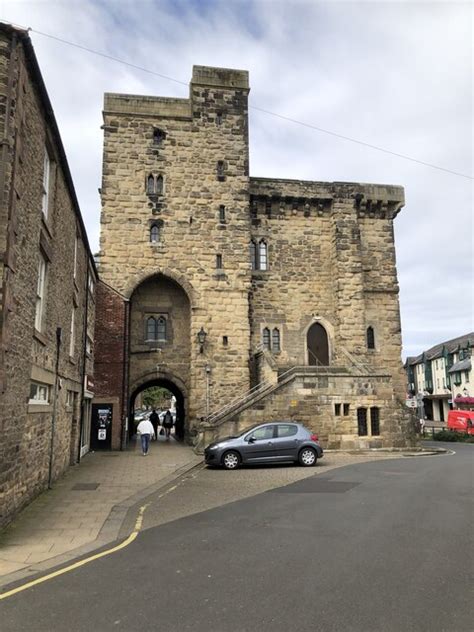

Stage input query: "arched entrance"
[
  {"left": 307, "top": 322, "right": 329, "bottom": 366},
  {"left": 129, "top": 378, "right": 186, "bottom": 442},
  {"left": 128, "top": 273, "right": 191, "bottom": 442}
]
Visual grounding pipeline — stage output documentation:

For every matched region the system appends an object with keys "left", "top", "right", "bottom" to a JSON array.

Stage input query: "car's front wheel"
[
  {"left": 222, "top": 450, "right": 241, "bottom": 470},
  {"left": 298, "top": 447, "right": 317, "bottom": 467}
]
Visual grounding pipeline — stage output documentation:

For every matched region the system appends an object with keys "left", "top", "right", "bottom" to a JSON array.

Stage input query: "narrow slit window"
[
  {"left": 343, "top": 403, "right": 350, "bottom": 416},
  {"left": 150, "top": 225, "right": 160, "bottom": 243},
  {"left": 370, "top": 407, "right": 380, "bottom": 436},
  {"left": 146, "top": 316, "right": 156, "bottom": 341},
  {"left": 259, "top": 240, "right": 268, "bottom": 270},
  {"left": 157, "top": 317, "right": 166, "bottom": 341},
  {"left": 262, "top": 328, "right": 271, "bottom": 350},
  {"left": 367, "top": 326, "right": 375, "bottom": 350},
  {"left": 217, "top": 161, "right": 225, "bottom": 180},
  {"left": 216, "top": 254, "right": 223, "bottom": 269},
  {"left": 250, "top": 240, "right": 258, "bottom": 270},
  {"left": 156, "top": 175, "right": 163, "bottom": 195},
  {"left": 216, "top": 112, "right": 223, "bottom": 126},
  {"left": 272, "top": 328, "right": 280, "bottom": 352},
  {"left": 219, "top": 205, "right": 226, "bottom": 223},
  {"left": 335, "top": 403, "right": 341, "bottom": 416},
  {"left": 357, "top": 408, "right": 368, "bottom": 436},
  {"left": 153, "top": 128, "right": 165, "bottom": 145}
]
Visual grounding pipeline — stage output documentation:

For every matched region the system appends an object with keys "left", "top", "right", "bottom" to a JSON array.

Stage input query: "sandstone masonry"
[
  {"left": 95, "top": 65, "right": 415, "bottom": 451},
  {"left": 0, "top": 25, "right": 97, "bottom": 527}
]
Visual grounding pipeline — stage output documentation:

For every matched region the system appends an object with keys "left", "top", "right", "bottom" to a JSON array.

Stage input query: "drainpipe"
[
  {"left": 48, "top": 326, "right": 62, "bottom": 489},
  {"left": 120, "top": 299, "right": 130, "bottom": 450},
  {"left": 77, "top": 262, "right": 90, "bottom": 463}
]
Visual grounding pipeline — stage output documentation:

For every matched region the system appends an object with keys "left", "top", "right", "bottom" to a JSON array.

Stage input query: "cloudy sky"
[{"left": 2, "top": 0, "right": 472, "bottom": 358}]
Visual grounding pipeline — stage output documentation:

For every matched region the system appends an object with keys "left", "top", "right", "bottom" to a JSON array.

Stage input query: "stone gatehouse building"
[{"left": 95, "top": 65, "right": 414, "bottom": 451}]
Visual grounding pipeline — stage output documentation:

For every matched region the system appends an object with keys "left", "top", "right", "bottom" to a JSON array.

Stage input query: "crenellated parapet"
[{"left": 249, "top": 177, "right": 404, "bottom": 220}]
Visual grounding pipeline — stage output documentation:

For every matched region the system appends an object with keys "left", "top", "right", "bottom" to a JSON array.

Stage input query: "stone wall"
[
  {"left": 97, "top": 64, "right": 413, "bottom": 450},
  {"left": 0, "top": 26, "right": 95, "bottom": 527},
  {"left": 97, "top": 66, "right": 253, "bottom": 431}
]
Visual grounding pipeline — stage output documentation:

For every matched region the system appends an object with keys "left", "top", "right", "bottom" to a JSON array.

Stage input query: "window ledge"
[
  {"left": 69, "top": 356, "right": 77, "bottom": 365},
  {"left": 33, "top": 329, "right": 48, "bottom": 346},
  {"left": 28, "top": 403, "right": 53, "bottom": 414},
  {"left": 41, "top": 214, "right": 53, "bottom": 239}
]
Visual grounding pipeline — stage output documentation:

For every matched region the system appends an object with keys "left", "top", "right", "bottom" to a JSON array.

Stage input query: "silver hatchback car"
[{"left": 204, "top": 421, "right": 323, "bottom": 470}]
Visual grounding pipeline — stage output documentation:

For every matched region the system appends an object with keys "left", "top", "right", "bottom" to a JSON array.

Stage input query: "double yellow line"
[{"left": 0, "top": 503, "right": 150, "bottom": 601}]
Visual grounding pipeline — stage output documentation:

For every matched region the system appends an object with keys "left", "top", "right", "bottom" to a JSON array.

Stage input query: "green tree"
[{"left": 142, "top": 386, "right": 170, "bottom": 409}]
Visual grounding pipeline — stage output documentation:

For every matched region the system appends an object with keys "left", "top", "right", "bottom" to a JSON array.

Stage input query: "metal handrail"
[
  {"left": 206, "top": 365, "right": 295, "bottom": 424},
  {"left": 339, "top": 346, "right": 371, "bottom": 374}
]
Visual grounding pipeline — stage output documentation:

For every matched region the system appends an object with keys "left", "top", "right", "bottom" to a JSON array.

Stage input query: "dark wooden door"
[{"left": 307, "top": 323, "right": 329, "bottom": 365}]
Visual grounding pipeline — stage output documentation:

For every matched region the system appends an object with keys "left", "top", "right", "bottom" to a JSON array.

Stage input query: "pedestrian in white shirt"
[{"left": 137, "top": 418, "right": 155, "bottom": 455}]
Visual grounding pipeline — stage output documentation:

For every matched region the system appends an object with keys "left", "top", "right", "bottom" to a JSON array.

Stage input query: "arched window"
[
  {"left": 150, "top": 225, "right": 160, "bottom": 243},
  {"left": 156, "top": 175, "right": 163, "bottom": 195},
  {"left": 272, "top": 328, "right": 280, "bottom": 352},
  {"left": 146, "top": 316, "right": 156, "bottom": 341},
  {"left": 147, "top": 175, "right": 155, "bottom": 195},
  {"left": 157, "top": 316, "right": 167, "bottom": 341},
  {"left": 259, "top": 240, "right": 268, "bottom": 270},
  {"left": 367, "top": 326, "right": 375, "bottom": 350},
  {"left": 250, "top": 240, "right": 258, "bottom": 270},
  {"left": 262, "top": 328, "right": 271, "bottom": 350}
]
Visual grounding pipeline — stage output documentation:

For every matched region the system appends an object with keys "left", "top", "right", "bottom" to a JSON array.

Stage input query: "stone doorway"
[
  {"left": 307, "top": 322, "right": 329, "bottom": 366},
  {"left": 129, "top": 378, "right": 186, "bottom": 442}
]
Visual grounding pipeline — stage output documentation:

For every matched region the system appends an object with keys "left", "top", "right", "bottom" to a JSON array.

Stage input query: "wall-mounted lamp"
[{"left": 197, "top": 327, "right": 207, "bottom": 354}]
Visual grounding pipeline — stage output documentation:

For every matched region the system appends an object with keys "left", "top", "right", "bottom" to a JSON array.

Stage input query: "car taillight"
[{"left": 310, "top": 433, "right": 319, "bottom": 442}]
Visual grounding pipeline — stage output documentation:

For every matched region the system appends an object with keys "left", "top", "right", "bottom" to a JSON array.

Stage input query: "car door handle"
[{"left": 267, "top": 441, "right": 273, "bottom": 445}]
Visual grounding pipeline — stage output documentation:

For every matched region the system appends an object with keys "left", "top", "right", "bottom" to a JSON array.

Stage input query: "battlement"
[
  {"left": 103, "top": 93, "right": 191, "bottom": 119},
  {"left": 191, "top": 65, "right": 249, "bottom": 90}
]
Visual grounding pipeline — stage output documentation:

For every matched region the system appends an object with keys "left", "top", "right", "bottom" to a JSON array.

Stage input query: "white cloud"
[{"left": 2, "top": 0, "right": 472, "bottom": 358}]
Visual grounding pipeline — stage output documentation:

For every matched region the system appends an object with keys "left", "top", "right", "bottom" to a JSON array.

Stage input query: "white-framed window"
[
  {"left": 29, "top": 381, "right": 50, "bottom": 404},
  {"left": 86, "top": 335, "right": 93, "bottom": 356},
  {"left": 42, "top": 150, "right": 51, "bottom": 218},
  {"left": 259, "top": 240, "right": 268, "bottom": 270},
  {"left": 73, "top": 235, "right": 79, "bottom": 279},
  {"left": 88, "top": 272, "right": 95, "bottom": 295},
  {"left": 69, "top": 307, "right": 76, "bottom": 357},
  {"left": 35, "top": 253, "right": 47, "bottom": 331}
]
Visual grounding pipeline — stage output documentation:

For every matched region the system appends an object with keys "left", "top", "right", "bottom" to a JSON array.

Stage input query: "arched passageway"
[
  {"left": 129, "top": 378, "right": 186, "bottom": 442},
  {"left": 307, "top": 322, "right": 329, "bottom": 366}
]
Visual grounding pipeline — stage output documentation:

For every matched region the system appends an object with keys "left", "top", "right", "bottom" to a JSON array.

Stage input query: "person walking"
[
  {"left": 137, "top": 417, "right": 155, "bottom": 455},
  {"left": 149, "top": 409, "right": 159, "bottom": 440},
  {"left": 163, "top": 409, "right": 174, "bottom": 440}
]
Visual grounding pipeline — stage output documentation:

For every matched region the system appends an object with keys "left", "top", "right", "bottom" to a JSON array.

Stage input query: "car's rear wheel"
[
  {"left": 299, "top": 447, "right": 317, "bottom": 467},
  {"left": 222, "top": 450, "right": 241, "bottom": 470}
]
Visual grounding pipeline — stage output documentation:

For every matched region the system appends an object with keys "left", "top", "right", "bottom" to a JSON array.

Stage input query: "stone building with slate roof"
[{"left": 94, "top": 65, "right": 415, "bottom": 452}]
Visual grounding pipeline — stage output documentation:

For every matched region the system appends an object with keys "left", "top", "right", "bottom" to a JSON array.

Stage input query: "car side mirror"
[{"left": 248, "top": 436, "right": 256, "bottom": 443}]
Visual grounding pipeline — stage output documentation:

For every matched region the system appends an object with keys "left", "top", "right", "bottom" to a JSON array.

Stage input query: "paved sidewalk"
[{"left": 0, "top": 436, "right": 201, "bottom": 579}]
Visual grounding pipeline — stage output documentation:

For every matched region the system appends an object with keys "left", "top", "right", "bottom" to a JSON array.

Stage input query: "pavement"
[{"left": 0, "top": 434, "right": 202, "bottom": 583}]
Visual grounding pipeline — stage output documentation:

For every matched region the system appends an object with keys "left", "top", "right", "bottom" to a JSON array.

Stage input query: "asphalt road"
[{"left": 1, "top": 443, "right": 473, "bottom": 631}]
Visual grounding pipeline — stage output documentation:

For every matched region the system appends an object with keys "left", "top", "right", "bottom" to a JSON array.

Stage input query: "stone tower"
[
  {"left": 97, "top": 66, "right": 253, "bottom": 444},
  {"left": 95, "top": 65, "right": 415, "bottom": 450}
]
